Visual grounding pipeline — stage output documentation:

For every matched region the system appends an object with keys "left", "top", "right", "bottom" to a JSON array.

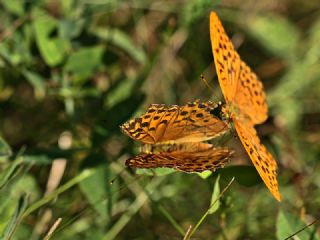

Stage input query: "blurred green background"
[{"left": 0, "top": 0, "right": 319, "bottom": 239}]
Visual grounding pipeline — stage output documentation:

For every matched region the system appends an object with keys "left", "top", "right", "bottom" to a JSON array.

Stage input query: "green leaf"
[
  {"left": 208, "top": 175, "right": 220, "bottom": 214},
  {"left": 307, "top": 17, "right": 320, "bottom": 62},
  {"left": 0, "top": 137, "right": 12, "bottom": 159},
  {"left": 0, "top": 175, "right": 38, "bottom": 236},
  {"left": 275, "top": 98, "right": 302, "bottom": 130},
  {"left": 22, "top": 154, "right": 52, "bottom": 165},
  {"left": 0, "top": 158, "right": 23, "bottom": 190},
  {"left": 64, "top": 46, "right": 105, "bottom": 84},
  {"left": 276, "top": 211, "right": 320, "bottom": 240},
  {"left": 0, "top": 40, "right": 24, "bottom": 66},
  {"left": 197, "top": 170, "right": 212, "bottom": 179},
  {"left": 181, "top": 0, "right": 221, "bottom": 27},
  {"left": 268, "top": 63, "right": 310, "bottom": 102},
  {"left": 106, "top": 76, "right": 137, "bottom": 108},
  {"left": 59, "top": 19, "right": 85, "bottom": 39},
  {"left": 90, "top": 28, "right": 146, "bottom": 64},
  {"left": 60, "top": 0, "right": 76, "bottom": 14},
  {"left": 102, "top": 92, "right": 145, "bottom": 132},
  {"left": 1, "top": 0, "right": 26, "bottom": 16},
  {"left": 246, "top": 14, "right": 300, "bottom": 58},
  {"left": 21, "top": 69, "right": 46, "bottom": 99},
  {"left": 219, "top": 165, "right": 261, "bottom": 186},
  {"left": 0, "top": 25, "right": 33, "bottom": 66},
  {"left": 11, "top": 175, "right": 40, "bottom": 201},
  {"left": 79, "top": 165, "right": 117, "bottom": 220},
  {"left": 136, "top": 168, "right": 176, "bottom": 176},
  {"left": 1, "top": 194, "right": 29, "bottom": 239},
  {"left": 33, "top": 9, "right": 69, "bottom": 66},
  {"left": 23, "top": 169, "right": 94, "bottom": 217}
]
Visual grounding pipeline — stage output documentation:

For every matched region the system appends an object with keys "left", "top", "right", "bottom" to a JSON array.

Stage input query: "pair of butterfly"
[{"left": 120, "top": 12, "right": 281, "bottom": 201}]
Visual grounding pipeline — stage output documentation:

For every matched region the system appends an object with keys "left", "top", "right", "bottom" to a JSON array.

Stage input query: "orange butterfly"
[
  {"left": 209, "top": 12, "right": 281, "bottom": 201},
  {"left": 121, "top": 100, "right": 233, "bottom": 172}
]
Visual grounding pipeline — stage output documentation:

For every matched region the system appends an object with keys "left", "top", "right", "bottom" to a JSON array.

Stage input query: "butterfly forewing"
[
  {"left": 234, "top": 120, "right": 281, "bottom": 201},
  {"left": 121, "top": 101, "right": 230, "bottom": 144},
  {"left": 210, "top": 12, "right": 240, "bottom": 103},
  {"left": 126, "top": 142, "right": 233, "bottom": 173},
  {"left": 162, "top": 101, "right": 229, "bottom": 143},
  {"left": 120, "top": 104, "right": 172, "bottom": 144},
  {"left": 210, "top": 12, "right": 268, "bottom": 124}
]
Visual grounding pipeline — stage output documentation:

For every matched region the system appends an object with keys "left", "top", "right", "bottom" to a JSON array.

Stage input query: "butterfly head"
[
  {"left": 207, "top": 100, "right": 223, "bottom": 119},
  {"left": 120, "top": 118, "right": 140, "bottom": 139},
  {"left": 119, "top": 121, "right": 130, "bottom": 136}
]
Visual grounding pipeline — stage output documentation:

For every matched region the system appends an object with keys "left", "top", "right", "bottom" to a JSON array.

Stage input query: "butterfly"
[
  {"left": 209, "top": 12, "right": 281, "bottom": 201},
  {"left": 121, "top": 100, "right": 233, "bottom": 172}
]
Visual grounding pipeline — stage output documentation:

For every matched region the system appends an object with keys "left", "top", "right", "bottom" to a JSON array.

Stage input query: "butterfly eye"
[{"left": 209, "top": 104, "right": 223, "bottom": 119}]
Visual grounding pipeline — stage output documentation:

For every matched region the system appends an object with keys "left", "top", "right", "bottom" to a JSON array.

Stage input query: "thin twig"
[
  {"left": 183, "top": 225, "right": 193, "bottom": 240},
  {"left": 184, "top": 177, "right": 235, "bottom": 240},
  {"left": 102, "top": 178, "right": 164, "bottom": 240},
  {"left": 284, "top": 217, "right": 319, "bottom": 240},
  {"left": 43, "top": 218, "right": 62, "bottom": 240},
  {"left": 158, "top": 204, "right": 185, "bottom": 236}
]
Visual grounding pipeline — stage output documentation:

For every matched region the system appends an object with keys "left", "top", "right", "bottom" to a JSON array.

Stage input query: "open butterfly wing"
[
  {"left": 234, "top": 120, "right": 281, "bottom": 201},
  {"left": 120, "top": 101, "right": 229, "bottom": 144},
  {"left": 210, "top": 12, "right": 240, "bottom": 103},
  {"left": 126, "top": 145, "right": 233, "bottom": 173},
  {"left": 210, "top": 12, "right": 268, "bottom": 124},
  {"left": 233, "top": 62, "right": 268, "bottom": 124}
]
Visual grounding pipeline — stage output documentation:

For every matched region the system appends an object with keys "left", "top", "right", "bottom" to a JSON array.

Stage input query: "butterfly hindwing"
[
  {"left": 234, "top": 61, "right": 268, "bottom": 124},
  {"left": 126, "top": 142, "right": 233, "bottom": 173},
  {"left": 234, "top": 120, "right": 281, "bottom": 201}
]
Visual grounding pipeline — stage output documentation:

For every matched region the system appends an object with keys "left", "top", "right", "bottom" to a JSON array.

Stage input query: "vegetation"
[{"left": 0, "top": 0, "right": 319, "bottom": 239}]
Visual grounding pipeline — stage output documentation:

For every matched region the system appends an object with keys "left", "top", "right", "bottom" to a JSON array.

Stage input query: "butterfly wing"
[
  {"left": 209, "top": 11, "right": 240, "bottom": 103},
  {"left": 233, "top": 61, "right": 268, "bottom": 124},
  {"left": 120, "top": 103, "right": 174, "bottom": 144},
  {"left": 126, "top": 144, "right": 233, "bottom": 173},
  {"left": 210, "top": 12, "right": 268, "bottom": 124},
  {"left": 234, "top": 120, "right": 281, "bottom": 201},
  {"left": 161, "top": 101, "right": 229, "bottom": 143},
  {"left": 120, "top": 101, "right": 229, "bottom": 144}
]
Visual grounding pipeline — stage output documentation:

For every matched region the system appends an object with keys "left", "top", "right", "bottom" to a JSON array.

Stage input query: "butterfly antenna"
[{"left": 200, "top": 74, "right": 219, "bottom": 102}]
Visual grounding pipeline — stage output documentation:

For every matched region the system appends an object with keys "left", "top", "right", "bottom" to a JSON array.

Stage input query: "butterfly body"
[{"left": 140, "top": 141, "right": 223, "bottom": 154}]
